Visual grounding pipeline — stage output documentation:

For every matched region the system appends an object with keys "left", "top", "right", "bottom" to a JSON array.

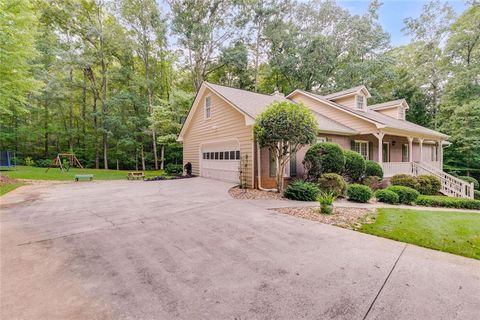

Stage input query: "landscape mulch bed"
[
  {"left": 272, "top": 206, "right": 376, "bottom": 230},
  {"left": 0, "top": 175, "right": 18, "bottom": 185},
  {"left": 229, "top": 186, "right": 284, "bottom": 200}
]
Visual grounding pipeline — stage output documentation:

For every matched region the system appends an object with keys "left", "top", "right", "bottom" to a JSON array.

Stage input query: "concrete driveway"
[{"left": 1, "top": 178, "right": 479, "bottom": 319}]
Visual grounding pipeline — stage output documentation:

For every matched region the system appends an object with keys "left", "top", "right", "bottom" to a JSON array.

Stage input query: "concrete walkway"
[{"left": 1, "top": 178, "right": 479, "bottom": 319}]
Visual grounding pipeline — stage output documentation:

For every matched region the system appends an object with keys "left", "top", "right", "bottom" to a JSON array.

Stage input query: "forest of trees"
[{"left": 1, "top": 0, "right": 479, "bottom": 177}]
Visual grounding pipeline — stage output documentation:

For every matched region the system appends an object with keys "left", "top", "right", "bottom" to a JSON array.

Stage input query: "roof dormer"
[
  {"left": 369, "top": 99, "right": 409, "bottom": 120},
  {"left": 323, "top": 85, "right": 371, "bottom": 111}
]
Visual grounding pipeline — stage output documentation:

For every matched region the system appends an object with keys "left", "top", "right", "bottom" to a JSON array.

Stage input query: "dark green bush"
[
  {"left": 165, "top": 163, "right": 183, "bottom": 176},
  {"left": 416, "top": 195, "right": 480, "bottom": 210},
  {"left": 459, "top": 176, "right": 479, "bottom": 190},
  {"left": 343, "top": 150, "right": 365, "bottom": 182},
  {"left": 35, "top": 159, "right": 52, "bottom": 168},
  {"left": 317, "top": 173, "right": 347, "bottom": 197},
  {"left": 390, "top": 174, "right": 419, "bottom": 190},
  {"left": 416, "top": 175, "right": 441, "bottom": 195},
  {"left": 346, "top": 184, "right": 373, "bottom": 203},
  {"left": 474, "top": 190, "right": 480, "bottom": 200},
  {"left": 303, "top": 142, "right": 345, "bottom": 180},
  {"left": 362, "top": 176, "right": 382, "bottom": 191},
  {"left": 364, "top": 160, "right": 383, "bottom": 178},
  {"left": 284, "top": 180, "right": 320, "bottom": 201},
  {"left": 375, "top": 189, "right": 399, "bottom": 204},
  {"left": 386, "top": 186, "right": 419, "bottom": 204}
]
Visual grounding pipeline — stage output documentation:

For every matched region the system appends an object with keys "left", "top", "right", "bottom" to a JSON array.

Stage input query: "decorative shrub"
[
  {"left": 318, "top": 192, "right": 336, "bottom": 214},
  {"left": 35, "top": 159, "right": 52, "bottom": 168},
  {"left": 346, "top": 184, "right": 373, "bottom": 203},
  {"left": 317, "top": 173, "right": 347, "bottom": 197},
  {"left": 343, "top": 150, "right": 365, "bottom": 182},
  {"left": 416, "top": 175, "right": 441, "bottom": 195},
  {"left": 390, "top": 174, "right": 419, "bottom": 190},
  {"left": 459, "top": 176, "right": 479, "bottom": 190},
  {"left": 362, "top": 176, "right": 383, "bottom": 191},
  {"left": 284, "top": 180, "right": 320, "bottom": 201},
  {"left": 364, "top": 160, "right": 383, "bottom": 178},
  {"left": 474, "top": 190, "right": 480, "bottom": 200},
  {"left": 386, "top": 186, "right": 419, "bottom": 204},
  {"left": 374, "top": 189, "right": 399, "bottom": 204},
  {"left": 24, "top": 157, "right": 34, "bottom": 166},
  {"left": 165, "top": 163, "right": 183, "bottom": 176},
  {"left": 303, "top": 142, "right": 345, "bottom": 180},
  {"left": 416, "top": 195, "right": 480, "bottom": 210}
]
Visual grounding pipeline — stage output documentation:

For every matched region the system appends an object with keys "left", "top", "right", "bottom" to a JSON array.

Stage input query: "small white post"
[
  {"left": 439, "top": 140, "right": 443, "bottom": 170},
  {"left": 407, "top": 137, "right": 413, "bottom": 163},
  {"left": 374, "top": 131, "right": 385, "bottom": 165},
  {"left": 418, "top": 138, "right": 424, "bottom": 163}
]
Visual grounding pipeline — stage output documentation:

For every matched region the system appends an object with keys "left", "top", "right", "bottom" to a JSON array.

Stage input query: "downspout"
[{"left": 257, "top": 142, "right": 278, "bottom": 192}]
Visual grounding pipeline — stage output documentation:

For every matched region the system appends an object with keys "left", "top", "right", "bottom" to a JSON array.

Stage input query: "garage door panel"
[{"left": 201, "top": 141, "right": 240, "bottom": 183}]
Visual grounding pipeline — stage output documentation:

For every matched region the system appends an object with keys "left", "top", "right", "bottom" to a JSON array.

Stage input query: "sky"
[{"left": 337, "top": 0, "right": 468, "bottom": 46}]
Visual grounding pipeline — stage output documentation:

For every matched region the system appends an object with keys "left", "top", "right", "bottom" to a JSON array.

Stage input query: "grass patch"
[
  {"left": 0, "top": 182, "right": 24, "bottom": 196},
  {"left": 359, "top": 208, "right": 480, "bottom": 260},
  {"left": 1, "top": 166, "right": 165, "bottom": 181}
]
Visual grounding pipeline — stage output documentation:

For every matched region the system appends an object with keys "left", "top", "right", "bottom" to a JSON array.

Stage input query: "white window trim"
[
  {"left": 356, "top": 95, "right": 365, "bottom": 110},
  {"left": 383, "top": 142, "right": 390, "bottom": 162},
  {"left": 354, "top": 140, "right": 369, "bottom": 160},
  {"left": 204, "top": 96, "right": 211, "bottom": 119},
  {"left": 317, "top": 136, "right": 327, "bottom": 143}
]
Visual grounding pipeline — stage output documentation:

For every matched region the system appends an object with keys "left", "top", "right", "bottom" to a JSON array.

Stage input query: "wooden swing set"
[{"left": 45, "top": 153, "right": 84, "bottom": 173}]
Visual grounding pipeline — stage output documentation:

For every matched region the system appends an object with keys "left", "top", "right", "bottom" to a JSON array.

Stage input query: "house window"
[
  {"left": 224, "top": 151, "right": 229, "bottom": 160},
  {"left": 402, "top": 144, "right": 409, "bottom": 162},
  {"left": 269, "top": 149, "right": 276, "bottom": 177},
  {"left": 354, "top": 141, "right": 369, "bottom": 160},
  {"left": 356, "top": 95, "right": 364, "bottom": 110},
  {"left": 317, "top": 137, "right": 327, "bottom": 143},
  {"left": 204, "top": 96, "right": 211, "bottom": 119},
  {"left": 398, "top": 106, "right": 405, "bottom": 120},
  {"left": 219, "top": 152, "right": 224, "bottom": 160},
  {"left": 235, "top": 150, "right": 240, "bottom": 160},
  {"left": 382, "top": 142, "right": 390, "bottom": 162},
  {"left": 290, "top": 152, "right": 297, "bottom": 177},
  {"left": 431, "top": 145, "right": 438, "bottom": 162}
]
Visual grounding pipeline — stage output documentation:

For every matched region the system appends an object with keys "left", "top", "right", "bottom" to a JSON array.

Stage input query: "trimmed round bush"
[
  {"left": 364, "top": 160, "right": 383, "bottom": 178},
  {"left": 386, "top": 186, "right": 419, "bottom": 204},
  {"left": 390, "top": 174, "right": 419, "bottom": 190},
  {"left": 317, "top": 173, "right": 347, "bottom": 197},
  {"left": 165, "top": 163, "right": 183, "bottom": 176},
  {"left": 375, "top": 189, "right": 399, "bottom": 204},
  {"left": 284, "top": 180, "right": 320, "bottom": 201},
  {"left": 459, "top": 176, "right": 479, "bottom": 190},
  {"left": 346, "top": 184, "right": 373, "bottom": 203},
  {"left": 362, "top": 176, "right": 382, "bottom": 191},
  {"left": 474, "top": 190, "right": 480, "bottom": 200},
  {"left": 416, "top": 175, "right": 441, "bottom": 195},
  {"left": 303, "top": 142, "right": 345, "bottom": 180},
  {"left": 343, "top": 150, "right": 365, "bottom": 182}
]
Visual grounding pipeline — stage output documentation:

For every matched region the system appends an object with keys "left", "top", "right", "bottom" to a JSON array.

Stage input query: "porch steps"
[{"left": 411, "top": 162, "right": 475, "bottom": 199}]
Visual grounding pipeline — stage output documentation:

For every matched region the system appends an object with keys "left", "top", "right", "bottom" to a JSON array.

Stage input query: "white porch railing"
[{"left": 382, "top": 161, "right": 474, "bottom": 199}]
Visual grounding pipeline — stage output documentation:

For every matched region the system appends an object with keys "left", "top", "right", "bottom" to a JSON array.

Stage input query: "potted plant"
[{"left": 318, "top": 192, "right": 336, "bottom": 214}]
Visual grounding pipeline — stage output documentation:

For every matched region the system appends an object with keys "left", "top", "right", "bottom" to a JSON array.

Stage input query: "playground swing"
[
  {"left": 45, "top": 153, "right": 84, "bottom": 173},
  {"left": 0, "top": 151, "right": 16, "bottom": 170}
]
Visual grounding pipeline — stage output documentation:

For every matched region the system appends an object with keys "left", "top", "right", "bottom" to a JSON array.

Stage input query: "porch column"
[
  {"left": 439, "top": 140, "right": 443, "bottom": 169},
  {"left": 407, "top": 137, "right": 413, "bottom": 162},
  {"left": 373, "top": 131, "right": 385, "bottom": 165},
  {"left": 418, "top": 138, "right": 424, "bottom": 163}
]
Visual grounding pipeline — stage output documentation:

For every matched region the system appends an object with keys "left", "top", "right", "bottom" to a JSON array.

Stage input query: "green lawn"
[
  {"left": 359, "top": 208, "right": 480, "bottom": 260},
  {"left": 0, "top": 182, "right": 24, "bottom": 196},
  {"left": 1, "top": 166, "right": 164, "bottom": 181}
]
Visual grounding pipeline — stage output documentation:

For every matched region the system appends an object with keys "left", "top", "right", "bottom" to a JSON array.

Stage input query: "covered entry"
[{"left": 200, "top": 140, "right": 240, "bottom": 183}]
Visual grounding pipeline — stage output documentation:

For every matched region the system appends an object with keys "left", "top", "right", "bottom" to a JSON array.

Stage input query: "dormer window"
[
  {"left": 398, "top": 106, "right": 405, "bottom": 120},
  {"left": 356, "top": 95, "right": 364, "bottom": 110},
  {"left": 205, "top": 96, "right": 211, "bottom": 119}
]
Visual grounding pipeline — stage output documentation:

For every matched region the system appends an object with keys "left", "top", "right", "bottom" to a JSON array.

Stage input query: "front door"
[{"left": 382, "top": 142, "right": 389, "bottom": 162}]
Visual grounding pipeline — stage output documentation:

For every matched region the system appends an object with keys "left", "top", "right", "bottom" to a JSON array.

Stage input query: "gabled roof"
[
  {"left": 205, "top": 82, "right": 290, "bottom": 118},
  {"left": 289, "top": 90, "right": 448, "bottom": 139},
  {"left": 369, "top": 99, "right": 409, "bottom": 111},
  {"left": 311, "top": 111, "right": 357, "bottom": 135},
  {"left": 322, "top": 85, "right": 372, "bottom": 100}
]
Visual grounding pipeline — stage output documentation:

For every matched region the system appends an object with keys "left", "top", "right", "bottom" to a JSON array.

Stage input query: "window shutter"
[
  {"left": 368, "top": 141, "right": 374, "bottom": 160},
  {"left": 350, "top": 140, "right": 355, "bottom": 150},
  {"left": 326, "top": 137, "right": 332, "bottom": 142}
]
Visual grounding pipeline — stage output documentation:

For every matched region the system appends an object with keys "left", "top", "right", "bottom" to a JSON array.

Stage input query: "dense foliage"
[
  {"left": 362, "top": 176, "right": 383, "bottom": 191},
  {"left": 304, "top": 143, "right": 345, "bottom": 180},
  {"left": 416, "top": 175, "right": 441, "bottom": 195},
  {"left": 416, "top": 195, "right": 480, "bottom": 210},
  {"left": 343, "top": 150, "right": 365, "bottom": 182},
  {"left": 283, "top": 180, "right": 320, "bottom": 201},
  {"left": 458, "top": 176, "right": 479, "bottom": 190},
  {"left": 375, "top": 189, "right": 399, "bottom": 204},
  {"left": 386, "top": 186, "right": 419, "bottom": 204},
  {"left": 390, "top": 174, "right": 420, "bottom": 190},
  {"left": 346, "top": 184, "right": 373, "bottom": 203},
  {"left": 317, "top": 173, "right": 347, "bottom": 197},
  {"left": 364, "top": 161, "right": 384, "bottom": 179},
  {"left": 1, "top": 0, "right": 479, "bottom": 178}
]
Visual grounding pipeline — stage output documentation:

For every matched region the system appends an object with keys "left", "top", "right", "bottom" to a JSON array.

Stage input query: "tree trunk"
[
  {"left": 69, "top": 68, "right": 74, "bottom": 152},
  {"left": 160, "top": 144, "right": 164, "bottom": 170},
  {"left": 141, "top": 144, "right": 146, "bottom": 171},
  {"left": 44, "top": 102, "right": 49, "bottom": 158},
  {"left": 101, "top": 59, "right": 108, "bottom": 169}
]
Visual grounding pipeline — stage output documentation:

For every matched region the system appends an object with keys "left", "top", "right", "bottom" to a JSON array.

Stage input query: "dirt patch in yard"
[
  {"left": 229, "top": 186, "right": 284, "bottom": 200},
  {"left": 272, "top": 206, "right": 376, "bottom": 230}
]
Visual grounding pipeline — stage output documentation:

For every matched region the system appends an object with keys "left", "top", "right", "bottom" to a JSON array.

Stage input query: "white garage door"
[{"left": 200, "top": 141, "right": 240, "bottom": 183}]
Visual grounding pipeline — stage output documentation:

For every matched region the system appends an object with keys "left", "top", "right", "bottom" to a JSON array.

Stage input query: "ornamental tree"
[{"left": 253, "top": 101, "right": 317, "bottom": 192}]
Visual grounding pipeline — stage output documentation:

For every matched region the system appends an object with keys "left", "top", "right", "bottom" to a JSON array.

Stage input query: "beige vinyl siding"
[
  {"left": 377, "top": 107, "right": 400, "bottom": 119},
  {"left": 182, "top": 88, "right": 254, "bottom": 187},
  {"left": 332, "top": 95, "right": 356, "bottom": 109},
  {"left": 291, "top": 93, "right": 377, "bottom": 133}
]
